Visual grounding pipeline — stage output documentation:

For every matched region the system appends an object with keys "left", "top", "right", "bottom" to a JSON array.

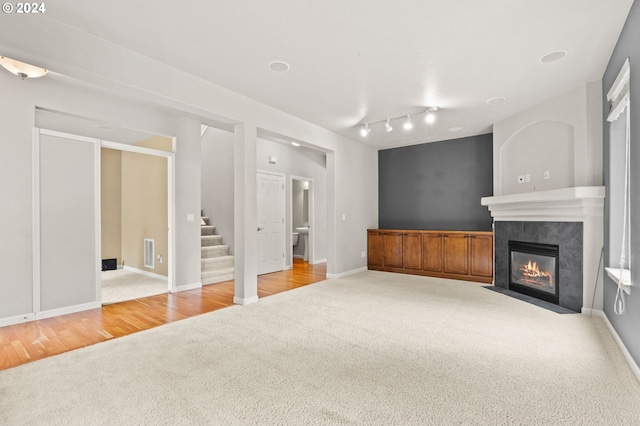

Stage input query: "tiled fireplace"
[
  {"left": 495, "top": 221, "right": 582, "bottom": 311},
  {"left": 482, "top": 187, "right": 605, "bottom": 313}
]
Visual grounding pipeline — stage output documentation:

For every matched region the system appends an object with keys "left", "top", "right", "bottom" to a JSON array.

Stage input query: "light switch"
[
  {"left": 187, "top": 214, "right": 195, "bottom": 222},
  {"left": 544, "top": 171, "right": 550, "bottom": 180},
  {"left": 525, "top": 174, "right": 531, "bottom": 183}
]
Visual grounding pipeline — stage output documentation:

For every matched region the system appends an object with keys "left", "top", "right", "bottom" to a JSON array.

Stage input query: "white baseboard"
[
  {"left": 312, "top": 258, "right": 327, "bottom": 265},
  {"left": 293, "top": 254, "right": 304, "bottom": 259},
  {"left": 123, "top": 265, "right": 168, "bottom": 281},
  {"left": 234, "top": 295, "right": 259, "bottom": 305},
  {"left": 171, "top": 281, "right": 202, "bottom": 293},
  {"left": 326, "top": 266, "right": 367, "bottom": 279},
  {"left": 0, "top": 313, "right": 36, "bottom": 327},
  {"left": 589, "top": 309, "right": 640, "bottom": 383},
  {"left": 35, "top": 301, "right": 101, "bottom": 321}
]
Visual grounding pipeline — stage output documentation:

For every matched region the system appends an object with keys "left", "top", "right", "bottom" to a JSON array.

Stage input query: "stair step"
[
  {"left": 201, "top": 245, "right": 229, "bottom": 258},
  {"left": 201, "top": 216, "right": 210, "bottom": 226},
  {"left": 202, "top": 255, "right": 235, "bottom": 271},
  {"left": 201, "top": 235, "right": 223, "bottom": 246},
  {"left": 202, "top": 267, "right": 235, "bottom": 285},
  {"left": 201, "top": 225, "right": 216, "bottom": 236}
]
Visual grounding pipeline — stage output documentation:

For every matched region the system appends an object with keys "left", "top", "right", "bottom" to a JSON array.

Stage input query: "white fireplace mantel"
[{"left": 481, "top": 186, "right": 605, "bottom": 222}]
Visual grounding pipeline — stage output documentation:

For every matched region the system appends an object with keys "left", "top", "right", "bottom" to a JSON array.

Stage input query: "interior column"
[{"left": 233, "top": 122, "right": 259, "bottom": 304}]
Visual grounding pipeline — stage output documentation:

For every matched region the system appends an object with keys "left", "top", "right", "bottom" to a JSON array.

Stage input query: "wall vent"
[{"left": 144, "top": 238, "right": 155, "bottom": 269}]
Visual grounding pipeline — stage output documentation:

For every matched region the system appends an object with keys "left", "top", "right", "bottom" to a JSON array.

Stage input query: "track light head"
[
  {"left": 425, "top": 106, "right": 439, "bottom": 124},
  {"left": 403, "top": 114, "right": 413, "bottom": 130},
  {"left": 360, "top": 123, "right": 371, "bottom": 137},
  {"left": 385, "top": 119, "right": 393, "bottom": 133}
]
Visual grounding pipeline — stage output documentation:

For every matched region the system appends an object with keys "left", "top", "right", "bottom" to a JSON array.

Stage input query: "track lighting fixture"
[{"left": 358, "top": 106, "right": 439, "bottom": 137}]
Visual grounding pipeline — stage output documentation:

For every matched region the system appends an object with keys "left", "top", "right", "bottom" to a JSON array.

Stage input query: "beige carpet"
[
  {"left": 101, "top": 269, "right": 168, "bottom": 304},
  {"left": 2, "top": 271, "right": 639, "bottom": 425}
]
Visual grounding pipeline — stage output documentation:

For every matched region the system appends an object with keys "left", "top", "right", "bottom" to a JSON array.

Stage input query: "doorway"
[{"left": 290, "top": 176, "right": 314, "bottom": 266}]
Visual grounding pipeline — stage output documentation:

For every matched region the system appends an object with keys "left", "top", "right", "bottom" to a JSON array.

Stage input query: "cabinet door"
[
  {"left": 367, "top": 232, "right": 385, "bottom": 267},
  {"left": 443, "top": 234, "right": 469, "bottom": 275},
  {"left": 384, "top": 233, "right": 404, "bottom": 268},
  {"left": 403, "top": 233, "right": 422, "bottom": 270},
  {"left": 423, "top": 233, "right": 443, "bottom": 272},
  {"left": 470, "top": 235, "right": 493, "bottom": 278}
]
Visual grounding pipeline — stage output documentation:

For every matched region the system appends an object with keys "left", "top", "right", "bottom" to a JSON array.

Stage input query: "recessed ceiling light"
[
  {"left": 291, "top": 141, "right": 300, "bottom": 147},
  {"left": 486, "top": 96, "right": 506, "bottom": 105},
  {"left": 540, "top": 50, "right": 566, "bottom": 63},
  {"left": 448, "top": 127, "right": 462, "bottom": 133},
  {"left": 95, "top": 124, "right": 112, "bottom": 130},
  {"left": 269, "top": 61, "right": 290, "bottom": 72}
]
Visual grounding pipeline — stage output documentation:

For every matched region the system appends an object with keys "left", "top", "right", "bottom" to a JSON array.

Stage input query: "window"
[{"left": 605, "top": 58, "right": 631, "bottom": 312}]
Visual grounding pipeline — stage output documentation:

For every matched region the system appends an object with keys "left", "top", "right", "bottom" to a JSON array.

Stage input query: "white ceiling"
[{"left": 42, "top": 0, "right": 633, "bottom": 149}]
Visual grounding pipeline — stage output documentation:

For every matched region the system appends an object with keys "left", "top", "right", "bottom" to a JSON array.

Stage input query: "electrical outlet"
[
  {"left": 361, "top": 251, "right": 367, "bottom": 258},
  {"left": 544, "top": 170, "right": 550, "bottom": 180},
  {"left": 517, "top": 175, "right": 525, "bottom": 183}
]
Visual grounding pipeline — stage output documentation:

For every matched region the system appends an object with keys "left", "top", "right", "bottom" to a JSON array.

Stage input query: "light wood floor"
[{"left": 0, "top": 259, "right": 326, "bottom": 371}]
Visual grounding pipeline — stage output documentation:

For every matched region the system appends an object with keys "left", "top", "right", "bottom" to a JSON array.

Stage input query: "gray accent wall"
[
  {"left": 378, "top": 134, "right": 493, "bottom": 231},
  {"left": 602, "top": 1, "right": 640, "bottom": 366}
]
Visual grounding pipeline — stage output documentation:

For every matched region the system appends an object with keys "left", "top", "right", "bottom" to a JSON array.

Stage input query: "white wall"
[
  {"left": 256, "top": 138, "right": 328, "bottom": 264},
  {"left": 493, "top": 81, "right": 603, "bottom": 195}
]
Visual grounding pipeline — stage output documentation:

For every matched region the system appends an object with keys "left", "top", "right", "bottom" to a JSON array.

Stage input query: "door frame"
[
  {"left": 256, "top": 169, "right": 286, "bottom": 275},
  {"left": 101, "top": 139, "right": 176, "bottom": 294},
  {"left": 289, "top": 175, "right": 314, "bottom": 266}
]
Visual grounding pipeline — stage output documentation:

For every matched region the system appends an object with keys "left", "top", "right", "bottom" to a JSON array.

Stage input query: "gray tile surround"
[{"left": 494, "top": 221, "right": 584, "bottom": 312}]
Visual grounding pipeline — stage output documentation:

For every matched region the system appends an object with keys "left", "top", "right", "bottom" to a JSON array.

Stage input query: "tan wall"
[
  {"left": 135, "top": 135, "right": 173, "bottom": 152},
  {"left": 120, "top": 136, "right": 170, "bottom": 276},
  {"left": 101, "top": 148, "right": 122, "bottom": 263}
]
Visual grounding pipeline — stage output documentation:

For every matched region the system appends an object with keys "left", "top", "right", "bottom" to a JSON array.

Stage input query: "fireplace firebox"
[{"left": 509, "top": 241, "right": 560, "bottom": 305}]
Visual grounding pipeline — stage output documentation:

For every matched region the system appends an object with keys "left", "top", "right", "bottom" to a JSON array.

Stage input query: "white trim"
[
  {"left": 101, "top": 140, "right": 173, "bottom": 157},
  {"left": 607, "top": 58, "right": 630, "bottom": 122},
  {"left": 590, "top": 309, "right": 640, "bottom": 384},
  {"left": 290, "top": 175, "right": 315, "bottom": 264},
  {"left": 312, "top": 258, "right": 327, "bottom": 265},
  {"left": 234, "top": 295, "right": 259, "bottom": 305},
  {"left": 0, "top": 313, "right": 36, "bottom": 328},
  {"left": 168, "top": 150, "right": 176, "bottom": 293},
  {"left": 293, "top": 254, "right": 304, "bottom": 259},
  {"left": 327, "top": 266, "right": 367, "bottom": 279},
  {"left": 171, "top": 281, "right": 202, "bottom": 293},
  {"left": 32, "top": 128, "right": 41, "bottom": 314},
  {"left": 39, "top": 128, "right": 98, "bottom": 144},
  {"left": 605, "top": 267, "right": 632, "bottom": 295},
  {"left": 94, "top": 141, "right": 102, "bottom": 305},
  {"left": 35, "top": 302, "right": 101, "bottom": 320},
  {"left": 123, "top": 265, "right": 168, "bottom": 281}
]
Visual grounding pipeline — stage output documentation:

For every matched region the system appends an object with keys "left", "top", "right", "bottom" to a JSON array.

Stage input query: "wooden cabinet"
[
  {"left": 423, "top": 233, "right": 443, "bottom": 272},
  {"left": 403, "top": 232, "right": 422, "bottom": 270},
  {"left": 367, "top": 229, "right": 493, "bottom": 284},
  {"left": 443, "top": 234, "right": 469, "bottom": 275},
  {"left": 470, "top": 234, "right": 494, "bottom": 278}
]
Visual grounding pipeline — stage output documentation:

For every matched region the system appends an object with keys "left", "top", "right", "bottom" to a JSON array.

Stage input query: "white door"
[
  {"left": 257, "top": 172, "right": 285, "bottom": 275},
  {"left": 38, "top": 130, "right": 99, "bottom": 312}
]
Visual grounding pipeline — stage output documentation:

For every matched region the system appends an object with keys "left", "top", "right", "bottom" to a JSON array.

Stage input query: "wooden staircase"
[{"left": 201, "top": 212, "right": 234, "bottom": 284}]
